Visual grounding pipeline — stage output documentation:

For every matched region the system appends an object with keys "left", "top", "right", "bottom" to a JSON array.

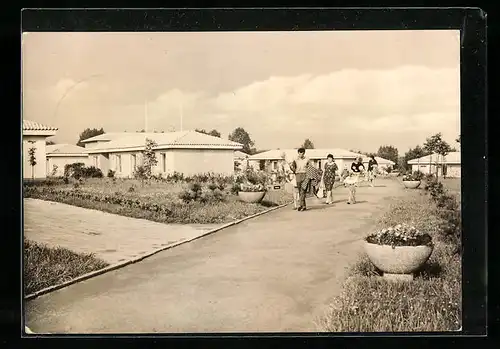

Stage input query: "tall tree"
[
  {"left": 423, "top": 133, "right": 453, "bottom": 179},
  {"left": 403, "top": 145, "right": 431, "bottom": 172},
  {"left": 301, "top": 138, "right": 315, "bottom": 149},
  {"left": 228, "top": 127, "right": 255, "bottom": 154},
  {"left": 377, "top": 145, "right": 399, "bottom": 165},
  {"left": 195, "top": 128, "right": 221, "bottom": 138},
  {"left": 77, "top": 127, "right": 105, "bottom": 147}
]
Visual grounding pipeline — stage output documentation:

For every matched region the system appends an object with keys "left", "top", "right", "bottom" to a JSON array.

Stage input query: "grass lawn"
[
  {"left": 441, "top": 178, "right": 461, "bottom": 196},
  {"left": 318, "top": 190, "right": 462, "bottom": 332},
  {"left": 24, "top": 178, "right": 293, "bottom": 224},
  {"left": 24, "top": 239, "right": 109, "bottom": 295}
]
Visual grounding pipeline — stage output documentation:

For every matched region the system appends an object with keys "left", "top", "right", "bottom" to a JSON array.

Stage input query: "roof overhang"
[
  {"left": 46, "top": 153, "right": 89, "bottom": 157},
  {"left": 249, "top": 155, "right": 358, "bottom": 161},
  {"left": 86, "top": 144, "right": 243, "bottom": 154},
  {"left": 408, "top": 160, "right": 460, "bottom": 165},
  {"left": 23, "top": 130, "right": 57, "bottom": 137}
]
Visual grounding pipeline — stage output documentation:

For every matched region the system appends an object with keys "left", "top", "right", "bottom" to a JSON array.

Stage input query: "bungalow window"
[
  {"left": 93, "top": 156, "right": 98, "bottom": 167},
  {"left": 131, "top": 154, "right": 137, "bottom": 172},
  {"left": 259, "top": 160, "right": 265, "bottom": 171},
  {"left": 272, "top": 161, "right": 278, "bottom": 170},
  {"left": 162, "top": 153, "right": 166, "bottom": 172},
  {"left": 116, "top": 154, "right": 122, "bottom": 172}
]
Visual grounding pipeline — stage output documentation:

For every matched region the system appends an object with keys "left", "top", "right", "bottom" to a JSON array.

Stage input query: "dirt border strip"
[{"left": 24, "top": 202, "right": 290, "bottom": 301}]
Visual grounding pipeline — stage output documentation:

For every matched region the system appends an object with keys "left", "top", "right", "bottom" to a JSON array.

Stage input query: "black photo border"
[{"left": 8, "top": 6, "right": 488, "bottom": 347}]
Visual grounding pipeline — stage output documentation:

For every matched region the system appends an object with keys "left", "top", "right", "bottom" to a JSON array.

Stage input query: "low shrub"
[
  {"left": 24, "top": 239, "right": 109, "bottom": 295},
  {"left": 107, "top": 169, "right": 116, "bottom": 178},
  {"left": 178, "top": 182, "right": 226, "bottom": 204},
  {"left": 423, "top": 175, "right": 461, "bottom": 253},
  {"left": 133, "top": 165, "right": 147, "bottom": 180},
  {"left": 64, "top": 163, "right": 103, "bottom": 179}
]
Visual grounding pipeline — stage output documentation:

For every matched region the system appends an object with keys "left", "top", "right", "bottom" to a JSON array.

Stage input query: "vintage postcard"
[{"left": 22, "top": 12, "right": 474, "bottom": 335}]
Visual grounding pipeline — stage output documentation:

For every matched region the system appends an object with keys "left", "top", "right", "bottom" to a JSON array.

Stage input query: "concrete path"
[
  {"left": 24, "top": 199, "right": 223, "bottom": 265},
  {"left": 26, "top": 179, "right": 407, "bottom": 333}
]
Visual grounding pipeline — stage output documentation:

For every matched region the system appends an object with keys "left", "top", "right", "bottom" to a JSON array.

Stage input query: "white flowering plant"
[
  {"left": 365, "top": 223, "right": 433, "bottom": 247},
  {"left": 402, "top": 171, "right": 425, "bottom": 182}
]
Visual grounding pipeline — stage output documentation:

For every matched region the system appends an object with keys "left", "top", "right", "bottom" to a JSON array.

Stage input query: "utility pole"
[{"left": 179, "top": 101, "right": 183, "bottom": 132}]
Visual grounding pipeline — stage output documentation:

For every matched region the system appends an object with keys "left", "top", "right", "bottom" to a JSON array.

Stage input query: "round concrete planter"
[
  {"left": 238, "top": 191, "right": 266, "bottom": 203},
  {"left": 402, "top": 180, "right": 421, "bottom": 189},
  {"left": 364, "top": 242, "right": 433, "bottom": 276}
]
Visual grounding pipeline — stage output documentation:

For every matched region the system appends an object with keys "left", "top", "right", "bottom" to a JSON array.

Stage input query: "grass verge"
[
  {"left": 24, "top": 239, "right": 109, "bottom": 295},
  {"left": 318, "top": 191, "right": 462, "bottom": 332}
]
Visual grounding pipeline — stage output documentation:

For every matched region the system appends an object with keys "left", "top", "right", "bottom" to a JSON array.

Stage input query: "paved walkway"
[
  {"left": 26, "top": 179, "right": 408, "bottom": 333},
  {"left": 24, "top": 199, "right": 223, "bottom": 265}
]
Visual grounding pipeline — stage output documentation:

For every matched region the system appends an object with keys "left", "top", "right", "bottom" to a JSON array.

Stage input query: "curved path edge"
[{"left": 24, "top": 202, "right": 291, "bottom": 302}]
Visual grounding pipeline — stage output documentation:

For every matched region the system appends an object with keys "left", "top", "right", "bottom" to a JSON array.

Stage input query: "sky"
[{"left": 22, "top": 30, "right": 461, "bottom": 154}]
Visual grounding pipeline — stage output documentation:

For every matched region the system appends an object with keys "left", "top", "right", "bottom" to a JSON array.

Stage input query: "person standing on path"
[
  {"left": 345, "top": 156, "right": 365, "bottom": 204},
  {"left": 322, "top": 154, "right": 338, "bottom": 204},
  {"left": 367, "top": 155, "right": 378, "bottom": 188},
  {"left": 281, "top": 152, "right": 300, "bottom": 210},
  {"left": 292, "top": 148, "right": 311, "bottom": 211}
]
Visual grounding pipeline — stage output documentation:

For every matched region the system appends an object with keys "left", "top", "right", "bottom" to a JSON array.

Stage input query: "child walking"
[{"left": 345, "top": 157, "right": 365, "bottom": 204}]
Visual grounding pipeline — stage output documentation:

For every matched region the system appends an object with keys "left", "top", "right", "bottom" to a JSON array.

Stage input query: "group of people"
[{"left": 281, "top": 148, "right": 378, "bottom": 211}]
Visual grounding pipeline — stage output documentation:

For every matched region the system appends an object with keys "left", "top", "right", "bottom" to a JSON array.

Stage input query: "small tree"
[
  {"left": 27, "top": 140, "right": 37, "bottom": 180},
  {"left": 142, "top": 138, "right": 158, "bottom": 179},
  {"left": 423, "top": 133, "right": 452, "bottom": 180}
]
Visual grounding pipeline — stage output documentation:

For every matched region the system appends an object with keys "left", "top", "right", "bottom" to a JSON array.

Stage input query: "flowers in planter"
[
  {"left": 402, "top": 171, "right": 425, "bottom": 182},
  {"left": 365, "top": 223, "right": 433, "bottom": 247},
  {"left": 232, "top": 168, "right": 269, "bottom": 193},
  {"left": 239, "top": 183, "right": 266, "bottom": 192}
]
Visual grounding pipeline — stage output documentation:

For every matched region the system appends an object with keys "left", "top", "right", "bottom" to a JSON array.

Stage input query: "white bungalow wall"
[{"left": 167, "top": 149, "right": 235, "bottom": 176}]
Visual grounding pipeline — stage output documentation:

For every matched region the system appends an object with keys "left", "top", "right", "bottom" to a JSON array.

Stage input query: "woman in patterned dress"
[{"left": 322, "top": 154, "right": 338, "bottom": 204}]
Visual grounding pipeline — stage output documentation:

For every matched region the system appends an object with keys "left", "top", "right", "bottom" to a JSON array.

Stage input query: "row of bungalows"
[
  {"left": 242, "top": 148, "right": 395, "bottom": 174},
  {"left": 80, "top": 130, "right": 243, "bottom": 178}
]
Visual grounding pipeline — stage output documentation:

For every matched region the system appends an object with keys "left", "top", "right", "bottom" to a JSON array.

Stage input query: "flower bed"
[
  {"left": 319, "top": 190, "right": 461, "bottom": 332},
  {"left": 24, "top": 178, "right": 292, "bottom": 224}
]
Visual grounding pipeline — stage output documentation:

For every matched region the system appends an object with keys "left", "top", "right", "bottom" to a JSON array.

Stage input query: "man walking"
[{"left": 292, "top": 148, "right": 311, "bottom": 211}]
